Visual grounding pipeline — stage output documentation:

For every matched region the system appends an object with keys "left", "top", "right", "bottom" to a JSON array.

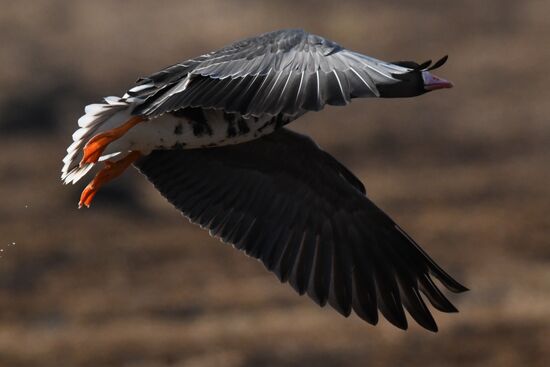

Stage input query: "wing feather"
[
  {"left": 134, "top": 128, "right": 467, "bottom": 331},
  {"left": 131, "top": 29, "right": 412, "bottom": 117}
]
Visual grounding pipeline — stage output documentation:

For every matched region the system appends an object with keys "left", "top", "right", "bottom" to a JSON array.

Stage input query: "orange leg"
[
  {"left": 78, "top": 151, "right": 142, "bottom": 208},
  {"left": 80, "top": 116, "right": 144, "bottom": 166}
]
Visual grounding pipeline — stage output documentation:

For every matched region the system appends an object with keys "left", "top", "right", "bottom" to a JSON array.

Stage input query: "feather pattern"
[
  {"left": 134, "top": 128, "right": 467, "bottom": 331},
  {"left": 61, "top": 97, "right": 140, "bottom": 184},
  {"left": 130, "top": 29, "right": 412, "bottom": 118}
]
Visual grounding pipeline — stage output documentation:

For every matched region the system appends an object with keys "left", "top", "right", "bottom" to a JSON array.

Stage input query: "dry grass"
[{"left": 0, "top": 1, "right": 549, "bottom": 366}]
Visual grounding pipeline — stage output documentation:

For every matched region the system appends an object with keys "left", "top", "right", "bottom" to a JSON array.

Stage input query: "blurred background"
[{"left": 0, "top": 0, "right": 549, "bottom": 366}]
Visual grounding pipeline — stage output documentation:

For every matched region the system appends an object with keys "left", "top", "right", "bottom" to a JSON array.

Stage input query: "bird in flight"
[{"left": 62, "top": 29, "right": 466, "bottom": 331}]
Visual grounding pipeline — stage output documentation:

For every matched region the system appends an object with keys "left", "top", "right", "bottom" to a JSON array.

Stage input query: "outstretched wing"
[
  {"left": 134, "top": 128, "right": 467, "bottom": 331},
  {"left": 129, "top": 29, "right": 412, "bottom": 118}
]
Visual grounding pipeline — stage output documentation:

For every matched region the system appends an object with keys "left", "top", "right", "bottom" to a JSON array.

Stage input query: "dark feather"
[
  {"left": 415, "top": 60, "right": 432, "bottom": 71},
  {"left": 134, "top": 128, "right": 467, "bottom": 331},
  {"left": 428, "top": 55, "right": 449, "bottom": 71}
]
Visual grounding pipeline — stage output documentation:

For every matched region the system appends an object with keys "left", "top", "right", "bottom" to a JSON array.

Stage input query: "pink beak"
[{"left": 422, "top": 71, "right": 453, "bottom": 91}]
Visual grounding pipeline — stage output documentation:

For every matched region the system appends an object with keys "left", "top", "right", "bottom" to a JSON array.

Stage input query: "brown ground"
[{"left": 0, "top": 1, "right": 549, "bottom": 366}]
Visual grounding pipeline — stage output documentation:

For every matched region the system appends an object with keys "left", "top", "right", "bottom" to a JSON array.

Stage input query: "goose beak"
[{"left": 422, "top": 71, "right": 453, "bottom": 91}]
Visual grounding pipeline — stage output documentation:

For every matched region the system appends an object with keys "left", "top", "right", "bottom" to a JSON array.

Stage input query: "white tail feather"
[{"left": 61, "top": 96, "right": 141, "bottom": 184}]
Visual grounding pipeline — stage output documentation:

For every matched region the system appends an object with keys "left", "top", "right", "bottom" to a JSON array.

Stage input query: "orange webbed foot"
[
  {"left": 81, "top": 133, "right": 117, "bottom": 165},
  {"left": 78, "top": 151, "right": 142, "bottom": 208},
  {"left": 80, "top": 116, "right": 144, "bottom": 166}
]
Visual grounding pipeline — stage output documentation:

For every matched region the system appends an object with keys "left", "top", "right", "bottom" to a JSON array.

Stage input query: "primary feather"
[{"left": 135, "top": 129, "right": 467, "bottom": 332}]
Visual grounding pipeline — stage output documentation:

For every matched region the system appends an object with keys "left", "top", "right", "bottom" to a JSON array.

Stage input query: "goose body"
[{"left": 62, "top": 29, "right": 463, "bottom": 331}]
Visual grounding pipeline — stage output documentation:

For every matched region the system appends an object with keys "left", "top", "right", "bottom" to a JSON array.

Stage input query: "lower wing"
[{"left": 134, "top": 128, "right": 467, "bottom": 331}]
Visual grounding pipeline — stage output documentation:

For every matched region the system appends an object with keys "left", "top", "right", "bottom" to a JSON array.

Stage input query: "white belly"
[{"left": 106, "top": 109, "right": 294, "bottom": 156}]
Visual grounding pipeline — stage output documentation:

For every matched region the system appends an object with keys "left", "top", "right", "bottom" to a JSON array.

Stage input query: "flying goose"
[{"left": 62, "top": 29, "right": 465, "bottom": 331}]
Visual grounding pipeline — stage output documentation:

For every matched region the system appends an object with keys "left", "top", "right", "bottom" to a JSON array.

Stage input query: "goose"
[{"left": 62, "top": 29, "right": 465, "bottom": 331}]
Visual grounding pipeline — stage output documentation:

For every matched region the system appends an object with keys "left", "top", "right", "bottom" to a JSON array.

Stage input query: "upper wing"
[
  {"left": 134, "top": 128, "right": 467, "bottom": 331},
  {"left": 129, "top": 29, "right": 412, "bottom": 117}
]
